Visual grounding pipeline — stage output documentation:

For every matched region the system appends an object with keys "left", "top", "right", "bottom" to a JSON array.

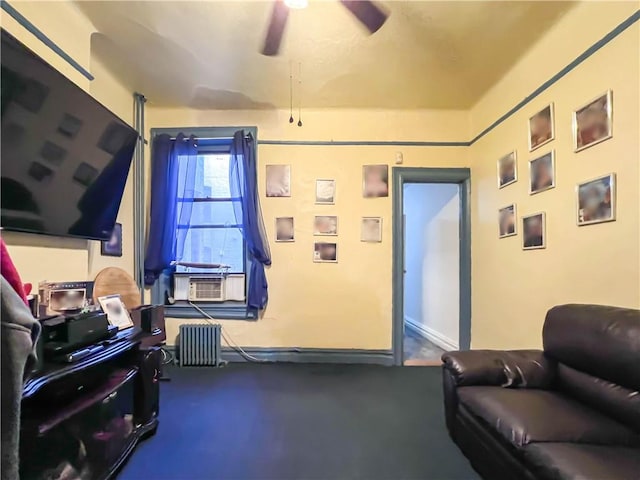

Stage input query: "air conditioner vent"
[{"left": 189, "top": 277, "right": 224, "bottom": 302}]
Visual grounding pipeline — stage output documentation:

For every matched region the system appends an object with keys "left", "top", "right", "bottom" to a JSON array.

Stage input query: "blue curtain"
[
  {"left": 144, "top": 133, "right": 197, "bottom": 286},
  {"left": 229, "top": 130, "right": 272, "bottom": 309}
]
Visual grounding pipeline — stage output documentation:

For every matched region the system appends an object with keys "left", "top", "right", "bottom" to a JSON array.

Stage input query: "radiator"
[{"left": 178, "top": 324, "right": 222, "bottom": 367}]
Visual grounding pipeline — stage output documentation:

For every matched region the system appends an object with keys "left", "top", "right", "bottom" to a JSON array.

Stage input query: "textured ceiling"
[{"left": 75, "top": 1, "right": 576, "bottom": 110}]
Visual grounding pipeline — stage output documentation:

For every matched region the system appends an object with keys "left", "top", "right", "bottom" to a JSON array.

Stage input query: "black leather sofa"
[{"left": 442, "top": 304, "right": 640, "bottom": 480}]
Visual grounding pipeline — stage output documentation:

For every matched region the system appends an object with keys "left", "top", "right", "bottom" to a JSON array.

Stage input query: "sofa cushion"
[
  {"left": 523, "top": 443, "right": 640, "bottom": 480},
  {"left": 457, "top": 386, "right": 639, "bottom": 448}
]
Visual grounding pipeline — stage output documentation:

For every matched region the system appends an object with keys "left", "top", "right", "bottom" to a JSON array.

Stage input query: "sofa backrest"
[{"left": 543, "top": 304, "right": 640, "bottom": 431}]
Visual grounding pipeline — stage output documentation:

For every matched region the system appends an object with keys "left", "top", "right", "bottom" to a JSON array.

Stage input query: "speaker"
[
  {"left": 130, "top": 305, "right": 166, "bottom": 347},
  {"left": 134, "top": 347, "right": 161, "bottom": 426}
]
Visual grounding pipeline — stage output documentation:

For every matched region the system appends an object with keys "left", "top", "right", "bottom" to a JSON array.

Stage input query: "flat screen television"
[{"left": 1, "top": 29, "right": 137, "bottom": 241}]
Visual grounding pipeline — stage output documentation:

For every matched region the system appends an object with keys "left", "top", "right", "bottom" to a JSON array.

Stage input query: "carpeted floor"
[{"left": 118, "top": 363, "right": 478, "bottom": 480}]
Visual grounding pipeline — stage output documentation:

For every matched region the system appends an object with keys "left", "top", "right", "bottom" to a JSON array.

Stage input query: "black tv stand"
[{"left": 20, "top": 328, "right": 160, "bottom": 480}]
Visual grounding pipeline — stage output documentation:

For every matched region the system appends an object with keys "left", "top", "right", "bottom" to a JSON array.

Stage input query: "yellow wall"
[
  {"left": 1, "top": 2, "right": 136, "bottom": 287},
  {"left": 469, "top": 2, "right": 640, "bottom": 349},
  {"left": 4, "top": 1, "right": 638, "bottom": 353},
  {"left": 146, "top": 107, "right": 470, "bottom": 348}
]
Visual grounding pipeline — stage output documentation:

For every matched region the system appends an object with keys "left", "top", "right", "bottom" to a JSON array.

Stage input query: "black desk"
[{"left": 20, "top": 328, "right": 160, "bottom": 480}]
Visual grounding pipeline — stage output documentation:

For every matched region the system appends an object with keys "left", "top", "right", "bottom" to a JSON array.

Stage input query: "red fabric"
[{"left": 1, "top": 238, "right": 28, "bottom": 305}]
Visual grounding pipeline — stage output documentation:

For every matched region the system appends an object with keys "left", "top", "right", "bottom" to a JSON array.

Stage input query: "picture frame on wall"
[
  {"left": 528, "top": 103, "right": 555, "bottom": 152},
  {"left": 529, "top": 151, "right": 555, "bottom": 195},
  {"left": 498, "top": 204, "right": 517, "bottom": 238},
  {"left": 361, "top": 217, "right": 382, "bottom": 242},
  {"left": 362, "top": 165, "right": 389, "bottom": 198},
  {"left": 101, "top": 223, "right": 122, "bottom": 257},
  {"left": 315, "top": 179, "right": 336, "bottom": 204},
  {"left": 573, "top": 90, "right": 613, "bottom": 152},
  {"left": 576, "top": 173, "right": 616, "bottom": 226},
  {"left": 522, "top": 212, "right": 546, "bottom": 250},
  {"left": 313, "top": 216, "right": 338, "bottom": 236},
  {"left": 265, "top": 164, "right": 291, "bottom": 197},
  {"left": 314, "top": 242, "right": 338, "bottom": 263},
  {"left": 275, "top": 217, "right": 295, "bottom": 242},
  {"left": 497, "top": 151, "right": 517, "bottom": 188}
]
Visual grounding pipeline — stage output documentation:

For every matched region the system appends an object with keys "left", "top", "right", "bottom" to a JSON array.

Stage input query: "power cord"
[
  {"left": 188, "top": 301, "right": 267, "bottom": 363},
  {"left": 160, "top": 347, "right": 174, "bottom": 365}
]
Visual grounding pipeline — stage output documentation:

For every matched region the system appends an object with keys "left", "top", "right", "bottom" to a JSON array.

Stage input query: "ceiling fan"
[{"left": 261, "top": 0, "right": 389, "bottom": 56}]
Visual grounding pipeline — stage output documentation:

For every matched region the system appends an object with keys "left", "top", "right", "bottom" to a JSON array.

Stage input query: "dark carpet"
[{"left": 118, "top": 363, "right": 479, "bottom": 480}]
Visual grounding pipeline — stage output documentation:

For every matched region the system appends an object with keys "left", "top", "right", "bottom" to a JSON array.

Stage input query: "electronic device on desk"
[
  {"left": 38, "top": 281, "right": 95, "bottom": 318},
  {"left": 129, "top": 305, "right": 166, "bottom": 348},
  {"left": 40, "top": 312, "right": 118, "bottom": 362}
]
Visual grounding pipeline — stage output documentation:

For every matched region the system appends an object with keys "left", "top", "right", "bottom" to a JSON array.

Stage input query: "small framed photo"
[
  {"left": 497, "top": 151, "right": 517, "bottom": 188},
  {"left": 98, "top": 294, "right": 134, "bottom": 330},
  {"left": 275, "top": 217, "right": 295, "bottom": 242},
  {"left": 314, "top": 215, "right": 338, "bottom": 236},
  {"left": 573, "top": 90, "right": 613, "bottom": 152},
  {"left": 363, "top": 165, "right": 389, "bottom": 198},
  {"left": 101, "top": 223, "right": 122, "bottom": 257},
  {"left": 498, "top": 204, "right": 517, "bottom": 238},
  {"left": 361, "top": 217, "right": 382, "bottom": 242},
  {"left": 315, "top": 179, "right": 336, "bottom": 204},
  {"left": 266, "top": 164, "right": 291, "bottom": 197},
  {"left": 577, "top": 173, "right": 615, "bottom": 226},
  {"left": 314, "top": 242, "right": 337, "bottom": 263},
  {"left": 528, "top": 103, "right": 555, "bottom": 151},
  {"left": 522, "top": 212, "right": 546, "bottom": 250},
  {"left": 529, "top": 151, "right": 555, "bottom": 195}
]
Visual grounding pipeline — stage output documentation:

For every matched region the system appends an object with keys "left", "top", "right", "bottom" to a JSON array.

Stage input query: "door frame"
[{"left": 392, "top": 167, "right": 471, "bottom": 365}]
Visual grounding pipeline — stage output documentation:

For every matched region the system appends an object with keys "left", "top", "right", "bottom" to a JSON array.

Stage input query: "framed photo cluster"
[
  {"left": 496, "top": 90, "right": 615, "bottom": 250},
  {"left": 268, "top": 164, "right": 384, "bottom": 264}
]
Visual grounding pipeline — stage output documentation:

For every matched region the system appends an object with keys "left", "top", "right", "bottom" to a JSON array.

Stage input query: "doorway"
[{"left": 392, "top": 168, "right": 471, "bottom": 366}]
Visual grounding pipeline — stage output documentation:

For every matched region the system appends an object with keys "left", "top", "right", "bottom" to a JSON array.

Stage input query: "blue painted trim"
[
  {"left": 1, "top": 0, "right": 94, "bottom": 81},
  {"left": 164, "top": 303, "right": 257, "bottom": 320},
  {"left": 391, "top": 168, "right": 471, "bottom": 366},
  {"left": 258, "top": 140, "right": 469, "bottom": 147},
  {"left": 469, "top": 9, "right": 640, "bottom": 145},
  {"left": 220, "top": 347, "right": 394, "bottom": 365}
]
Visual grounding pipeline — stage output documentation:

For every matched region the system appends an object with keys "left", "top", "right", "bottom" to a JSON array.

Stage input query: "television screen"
[{"left": 1, "top": 29, "right": 137, "bottom": 240}]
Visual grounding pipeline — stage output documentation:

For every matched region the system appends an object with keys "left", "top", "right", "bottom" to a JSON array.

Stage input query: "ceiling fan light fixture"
[{"left": 284, "top": 0, "right": 308, "bottom": 9}]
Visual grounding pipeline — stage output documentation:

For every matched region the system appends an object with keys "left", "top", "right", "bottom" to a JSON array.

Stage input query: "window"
[
  {"left": 176, "top": 153, "right": 245, "bottom": 274},
  {"left": 150, "top": 127, "right": 258, "bottom": 320}
]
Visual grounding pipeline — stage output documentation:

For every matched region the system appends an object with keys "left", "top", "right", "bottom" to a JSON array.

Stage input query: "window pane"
[
  {"left": 196, "top": 154, "right": 231, "bottom": 198},
  {"left": 179, "top": 227, "right": 244, "bottom": 273},
  {"left": 178, "top": 200, "right": 239, "bottom": 227}
]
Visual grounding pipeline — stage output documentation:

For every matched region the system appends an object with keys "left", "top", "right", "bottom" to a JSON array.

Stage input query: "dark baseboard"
[
  {"left": 221, "top": 347, "right": 394, "bottom": 365},
  {"left": 163, "top": 345, "right": 393, "bottom": 366}
]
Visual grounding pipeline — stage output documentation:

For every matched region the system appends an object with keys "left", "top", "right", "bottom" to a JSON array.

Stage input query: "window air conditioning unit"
[
  {"left": 174, "top": 274, "right": 246, "bottom": 302},
  {"left": 189, "top": 276, "right": 224, "bottom": 301}
]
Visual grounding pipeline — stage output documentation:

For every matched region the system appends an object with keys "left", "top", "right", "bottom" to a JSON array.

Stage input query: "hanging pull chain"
[
  {"left": 297, "top": 62, "right": 303, "bottom": 127},
  {"left": 289, "top": 61, "right": 294, "bottom": 124}
]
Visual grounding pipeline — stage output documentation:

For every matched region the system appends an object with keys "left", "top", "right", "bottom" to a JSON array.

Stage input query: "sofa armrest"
[
  {"left": 441, "top": 350, "right": 555, "bottom": 439},
  {"left": 442, "top": 350, "right": 555, "bottom": 389}
]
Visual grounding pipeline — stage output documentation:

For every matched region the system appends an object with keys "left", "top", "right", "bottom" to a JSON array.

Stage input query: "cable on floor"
[{"left": 188, "top": 301, "right": 268, "bottom": 363}]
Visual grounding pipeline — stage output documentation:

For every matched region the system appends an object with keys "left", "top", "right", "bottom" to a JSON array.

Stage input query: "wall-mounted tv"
[{"left": 1, "top": 29, "right": 137, "bottom": 241}]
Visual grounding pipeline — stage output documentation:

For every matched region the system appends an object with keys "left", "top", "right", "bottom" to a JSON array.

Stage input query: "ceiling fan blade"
[
  {"left": 261, "top": 0, "right": 290, "bottom": 56},
  {"left": 339, "top": 0, "right": 388, "bottom": 34}
]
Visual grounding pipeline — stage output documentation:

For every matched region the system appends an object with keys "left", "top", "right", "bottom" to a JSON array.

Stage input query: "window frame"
[{"left": 149, "top": 126, "right": 258, "bottom": 320}]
